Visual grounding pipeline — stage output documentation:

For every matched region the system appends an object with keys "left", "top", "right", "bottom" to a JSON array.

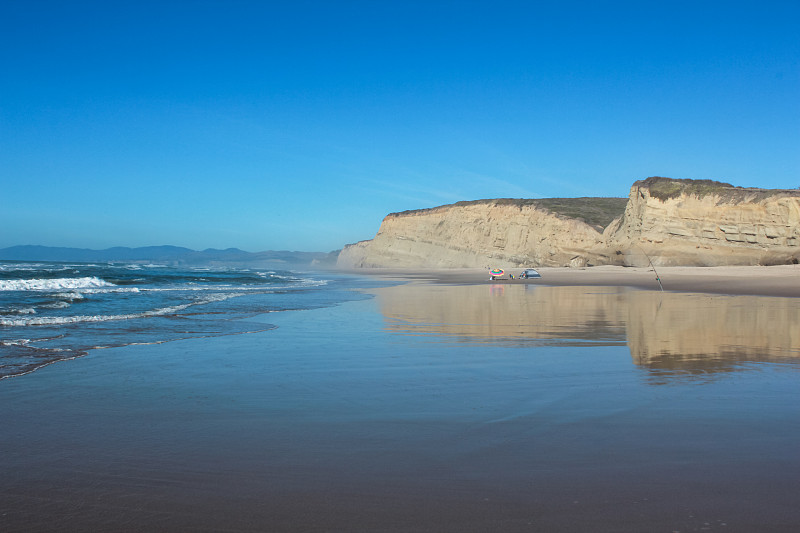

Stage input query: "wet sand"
[
  {"left": 2, "top": 274, "right": 799, "bottom": 532},
  {"left": 346, "top": 264, "right": 800, "bottom": 297}
]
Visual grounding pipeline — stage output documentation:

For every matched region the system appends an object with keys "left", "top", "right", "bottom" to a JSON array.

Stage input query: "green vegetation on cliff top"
[
  {"left": 388, "top": 178, "right": 799, "bottom": 231},
  {"left": 640, "top": 177, "right": 734, "bottom": 201},
  {"left": 639, "top": 176, "right": 800, "bottom": 202},
  {"left": 392, "top": 197, "right": 628, "bottom": 231}
]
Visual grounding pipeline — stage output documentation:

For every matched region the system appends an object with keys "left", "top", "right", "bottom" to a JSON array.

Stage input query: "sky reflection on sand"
[
  {"left": 3, "top": 282, "right": 800, "bottom": 531},
  {"left": 374, "top": 284, "right": 800, "bottom": 384}
]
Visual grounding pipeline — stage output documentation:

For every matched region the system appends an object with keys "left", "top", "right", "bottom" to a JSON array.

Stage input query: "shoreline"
[
  {"left": 338, "top": 264, "right": 800, "bottom": 298},
  {"left": 3, "top": 267, "right": 799, "bottom": 532}
]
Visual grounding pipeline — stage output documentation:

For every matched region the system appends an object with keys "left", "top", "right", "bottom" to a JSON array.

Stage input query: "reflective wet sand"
[
  {"left": 375, "top": 283, "right": 800, "bottom": 381},
  {"left": 1, "top": 281, "right": 799, "bottom": 532}
]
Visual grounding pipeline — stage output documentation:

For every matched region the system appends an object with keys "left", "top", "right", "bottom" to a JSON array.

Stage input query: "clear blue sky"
[{"left": 2, "top": 1, "right": 798, "bottom": 252}]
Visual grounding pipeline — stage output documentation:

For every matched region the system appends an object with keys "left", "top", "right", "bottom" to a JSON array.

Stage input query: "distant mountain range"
[{"left": 0, "top": 245, "right": 339, "bottom": 267}]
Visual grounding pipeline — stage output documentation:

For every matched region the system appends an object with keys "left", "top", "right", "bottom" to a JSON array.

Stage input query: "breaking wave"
[
  {"left": 0, "top": 260, "right": 362, "bottom": 380},
  {"left": 0, "top": 277, "right": 115, "bottom": 291},
  {"left": 0, "top": 292, "right": 243, "bottom": 327}
]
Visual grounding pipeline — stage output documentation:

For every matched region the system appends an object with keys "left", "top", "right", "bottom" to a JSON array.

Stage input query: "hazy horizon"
[{"left": 2, "top": 1, "right": 798, "bottom": 252}]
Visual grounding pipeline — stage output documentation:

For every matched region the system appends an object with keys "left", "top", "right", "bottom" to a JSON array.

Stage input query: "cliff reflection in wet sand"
[{"left": 374, "top": 283, "right": 800, "bottom": 382}]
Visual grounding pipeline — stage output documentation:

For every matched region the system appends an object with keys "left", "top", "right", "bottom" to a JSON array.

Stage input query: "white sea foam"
[
  {"left": 54, "top": 291, "right": 86, "bottom": 300},
  {"left": 82, "top": 286, "right": 140, "bottom": 294},
  {"left": 41, "top": 301, "right": 71, "bottom": 309},
  {"left": 0, "top": 277, "right": 115, "bottom": 291},
  {"left": 2, "top": 307, "right": 38, "bottom": 315},
  {"left": 0, "top": 292, "right": 244, "bottom": 327},
  {"left": 292, "top": 278, "right": 329, "bottom": 288},
  {"left": 1, "top": 339, "right": 32, "bottom": 347},
  {"left": 0, "top": 263, "right": 68, "bottom": 272}
]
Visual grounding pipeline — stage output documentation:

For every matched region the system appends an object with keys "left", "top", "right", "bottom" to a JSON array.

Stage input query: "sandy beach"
[
  {"left": 345, "top": 264, "right": 800, "bottom": 297},
  {"left": 2, "top": 269, "right": 799, "bottom": 532}
]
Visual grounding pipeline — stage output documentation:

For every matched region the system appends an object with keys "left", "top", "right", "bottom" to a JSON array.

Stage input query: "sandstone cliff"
[
  {"left": 337, "top": 178, "right": 800, "bottom": 269},
  {"left": 610, "top": 177, "right": 800, "bottom": 266},
  {"left": 337, "top": 197, "right": 627, "bottom": 268}
]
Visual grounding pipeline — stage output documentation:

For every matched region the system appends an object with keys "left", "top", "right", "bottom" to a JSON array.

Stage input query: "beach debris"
[{"left": 636, "top": 245, "right": 664, "bottom": 291}]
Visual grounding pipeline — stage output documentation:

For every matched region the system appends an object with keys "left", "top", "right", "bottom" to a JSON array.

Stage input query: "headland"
[{"left": 338, "top": 177, "right": 800, "bottom": 270}]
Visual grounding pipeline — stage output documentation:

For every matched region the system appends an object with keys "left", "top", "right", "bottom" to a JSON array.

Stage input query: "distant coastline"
[{"left": 0, "top": 245, "right": 339, "bottom": 267}]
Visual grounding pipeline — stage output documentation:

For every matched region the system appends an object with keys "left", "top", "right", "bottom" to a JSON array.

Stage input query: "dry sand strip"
[{"left": 343, "top": 264, "right": 800, "bottom": 298}]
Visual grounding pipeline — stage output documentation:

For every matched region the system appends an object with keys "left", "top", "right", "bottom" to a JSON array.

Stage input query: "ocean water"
[{"left": 0, "top": 260, "right": 375, "bottom": 379}]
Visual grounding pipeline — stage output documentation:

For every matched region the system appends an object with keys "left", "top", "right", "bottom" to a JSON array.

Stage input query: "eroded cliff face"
[
  {"left": 611, "top": 178, "right": 800, "bottom": 266},
  {"left": 337, "top": 200, "right": 616, "bottom": 268},
  {"left": 337, "top": 178, "right": 800, "bottom": 269}
]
